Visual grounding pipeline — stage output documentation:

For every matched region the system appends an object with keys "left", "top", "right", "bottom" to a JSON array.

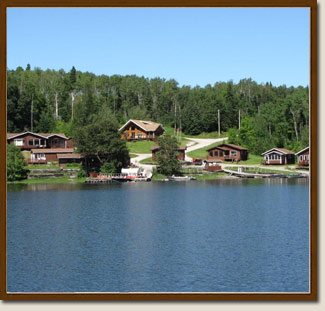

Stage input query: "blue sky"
[{"left": 7, "top": 8, "right": 309, "bottom": 87}]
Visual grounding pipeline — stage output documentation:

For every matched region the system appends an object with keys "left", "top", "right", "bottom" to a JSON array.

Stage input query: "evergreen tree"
[
  {"left": 156, "top": 135, "right": 181, "bottom": 176},
  {"left": 7, "top": 144, "right": 29, "bottom": 181}
]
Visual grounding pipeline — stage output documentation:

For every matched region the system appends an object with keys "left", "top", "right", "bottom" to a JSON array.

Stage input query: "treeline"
[{"left": 7, "top": 65, "right": 309, "bottom": 154}]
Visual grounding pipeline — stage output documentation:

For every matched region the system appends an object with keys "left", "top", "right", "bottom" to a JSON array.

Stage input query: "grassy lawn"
[
  {"left": 164, "top": 127, "right": 227, "bottom": 139},
  {"left": 139, "top": 157, "right": 156, "bottom": 164},
  {"left": 129, "top": 153, "right": 137, "bottom": 158},
  {"left": 151, "top": 173, "right": 167, "bottom": 181},
  {"left": 126, "top": 140, "right": 158, "bottom": 153},
  {"left": 27, "top": 163, "right": 82, "bottom": 170},
  {"left": 230, "top": 154, "right": 263, "bottom": 165},
  {"left": 26, "top": 163, "right": 60, "bottom": 170},
  {"left": 194, "top": 172, "right": 228, "bottom": 180},
  {"left": 185, "top": 131, "right": 228, "bottom": 139},
  {"left": 126, "top": 136, "right": 190, "bottom": 154},
  {"left": 186, "top": 140, "right": 226, "bottom": 159},
  {"left": 9, "top": 177, "right": 87, "bottom": 184}
]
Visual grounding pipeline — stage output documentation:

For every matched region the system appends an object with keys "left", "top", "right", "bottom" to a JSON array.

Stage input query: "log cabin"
[
  {"left": 7, "top": 132, "right": 70, "bottom": 150},
  {"left": 206, "top": 144, "right": 248, "bottom": 162},
  {"left": 120, "top": 120, "right": 165, "bottom": 141},
  {"left": 261, "top": 148, "right": 295, "bottom": 165},
  {"left": 295, "top": 147, "right": 309, "bottom": 167},
  {"left": 151, "top": 146, "right": 187, "bottom": 162}
]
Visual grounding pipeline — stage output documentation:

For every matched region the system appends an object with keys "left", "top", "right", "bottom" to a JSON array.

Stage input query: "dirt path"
[
  {"left": 130, "top": 137, "right": 228, "bottom": 171},
  {"left": 184, "top": 137, "right": 227, "bottom": 161}
]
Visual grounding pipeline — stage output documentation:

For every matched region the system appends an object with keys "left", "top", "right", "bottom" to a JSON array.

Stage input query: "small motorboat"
[{"left": 167, "top": 175, "right": 196, "bottom": 181}]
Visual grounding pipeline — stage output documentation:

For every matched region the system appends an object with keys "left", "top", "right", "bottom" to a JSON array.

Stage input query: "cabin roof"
[
  {"left": 31, "top": 148, "right": 74, "bottom": 154},
  {"left": 295, "top": 146, "right": 309, "bottom": 156},
  {"left": 261, "top": 148, "right": 295, "bottom": 156},
  {"left": 57, "top": 153, "right": 83, "bottom": 159},
  {"left": 151, "top": 146, "right": 187, "bottom": 151},
  {"left": 206, "top": 143, "right": 248, "bottom": 152},
  {"left": 119, "top": 119, "right": 164, "bottom": 132},
  {"left": 7, "top": 131, "right": 69, "bottom": 140}
]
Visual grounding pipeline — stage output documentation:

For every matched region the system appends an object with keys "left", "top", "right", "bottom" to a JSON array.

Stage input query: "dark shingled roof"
[
  {"left": 151, "top": 146, "right": 187, "bottom": 151},
  {"left": 207, "top": 143, "right": 248, "bottom": 152},
  {"left": 57, "top": 153, "right": 83, "bottom": 159}
]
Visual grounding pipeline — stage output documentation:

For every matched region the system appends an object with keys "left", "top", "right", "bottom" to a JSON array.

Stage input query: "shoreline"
[{"left": 7, "top": 173, "right": 310, "bottom": 185}]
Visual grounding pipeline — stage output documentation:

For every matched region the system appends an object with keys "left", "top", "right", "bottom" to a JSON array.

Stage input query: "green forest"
[{"left": 7, "top": 65, "right": 309, "bottom": 155}]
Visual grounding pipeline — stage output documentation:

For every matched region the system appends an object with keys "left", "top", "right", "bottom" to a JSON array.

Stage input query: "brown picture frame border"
[{"left": 0, "top": 0, "right": 317, "bottom": 301}]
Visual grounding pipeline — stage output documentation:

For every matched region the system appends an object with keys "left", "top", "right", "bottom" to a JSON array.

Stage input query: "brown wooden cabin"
[
  {"left": 296, "top": 147, "right": 309, "bottom": 167},
  {"left": 58, "top": 154, "right": 83, "bottom": 167},
  {"left": 261, "top": 148, "right": 295, "bottom": 165},
  {"left": 30, "top": 148, "right": 75, "bottom": 164},
  {"left": 7, "top": 132, "right": 70, "bottom": 151},
  {"left": 120, "top": 120, "right": 165, "bottom": 141},
  {"left": 151, "top": 146, "right": 187, "bottom": 162},
  {"left": 206, "top": 144, "right": 248, "bottom": 162}
]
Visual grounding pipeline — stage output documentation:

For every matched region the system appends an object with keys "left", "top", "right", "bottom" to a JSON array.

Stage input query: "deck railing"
[{"left": 28, "top": 159, "right": 47, "bottom": 164}]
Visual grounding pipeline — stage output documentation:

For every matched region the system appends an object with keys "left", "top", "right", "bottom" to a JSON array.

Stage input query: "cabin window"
[
  {"left": 14, "top": 139, "right": 24, "bottom": 146},
  {"left": 214, "top": 151, "right": 218, "bottom": 156},
  {"left": 28, "top": 139, "right": 34, "bottom": 146},
  {"left": 219, "top": 151, "right": 224, "bottom": 156},
  {"left": 209, "top": 151, "right": 213, "bottom": 157},
  {"left": 125, "top": 133, "right": 129, "bottom": 138},
  {"left": 231, "top": 151, "right": 237, "bottom": 156},
  {"left": 35, "top": 153, "right": 46, "bottom": 160},
  {"left": 34, "top": 139, "right": 40, "bottom": 146},
  {"left": 270, "top": 154, "right": 280, "bottom": 160},
  {"left": 40, "top": 139, "right": 46, "bottom": 146},
  {"left": 138, "top": 133, "right": 142, "bottom": 138}
]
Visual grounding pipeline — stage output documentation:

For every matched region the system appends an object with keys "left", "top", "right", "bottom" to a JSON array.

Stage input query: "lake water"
[{"left": 7, "top": 178, "right": 309, "bottom": 293}]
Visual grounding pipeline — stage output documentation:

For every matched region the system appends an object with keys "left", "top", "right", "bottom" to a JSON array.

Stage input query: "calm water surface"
[{"left": 7, "top": 178, "right": 309, "bottom": 292}]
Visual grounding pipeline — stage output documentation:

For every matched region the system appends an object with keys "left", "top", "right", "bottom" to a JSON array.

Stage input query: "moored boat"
[{"left": 167, "top": 175, "right": 196, "bottom": 181}]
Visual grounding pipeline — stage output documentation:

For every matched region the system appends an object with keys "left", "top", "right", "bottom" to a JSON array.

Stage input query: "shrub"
[{"left": 7, "top": 144, "right": 29, "bottom": 181}]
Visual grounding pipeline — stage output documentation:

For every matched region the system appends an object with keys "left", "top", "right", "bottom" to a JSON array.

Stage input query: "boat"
[{"left": 167, "top": 175, "right": 196, "bottom": 181}]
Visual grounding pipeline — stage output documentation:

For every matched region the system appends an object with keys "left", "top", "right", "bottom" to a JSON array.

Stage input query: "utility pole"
[
  {"left": 174, "top": 102, "right": 177, "bottom": 136},
  {"left": 218, "top": 109, "right": 220, "bottom": 137},
  {"left": 55, "top": 93, "right": 59, "bottom": 119},
  {"left": 239, "top": 110, "right": 241, "bottom": 130},
  {"left": 71, "top": 92, "right": 75, "bottom": 120},
  {"left": 31, "top": 94, "right": 34, "bottom": 131},
  {"left": 178, "top": 105, "right": 182, "bottom": 143}
]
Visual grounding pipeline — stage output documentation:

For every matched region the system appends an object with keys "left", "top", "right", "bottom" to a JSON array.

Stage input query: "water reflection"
[{"left": 7, "top": 178, "right": 309, "bottom": 292}]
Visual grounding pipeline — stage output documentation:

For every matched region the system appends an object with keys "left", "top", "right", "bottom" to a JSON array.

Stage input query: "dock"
[{"left": 223, "top": 168, "right": 294, "bottom": 178}]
